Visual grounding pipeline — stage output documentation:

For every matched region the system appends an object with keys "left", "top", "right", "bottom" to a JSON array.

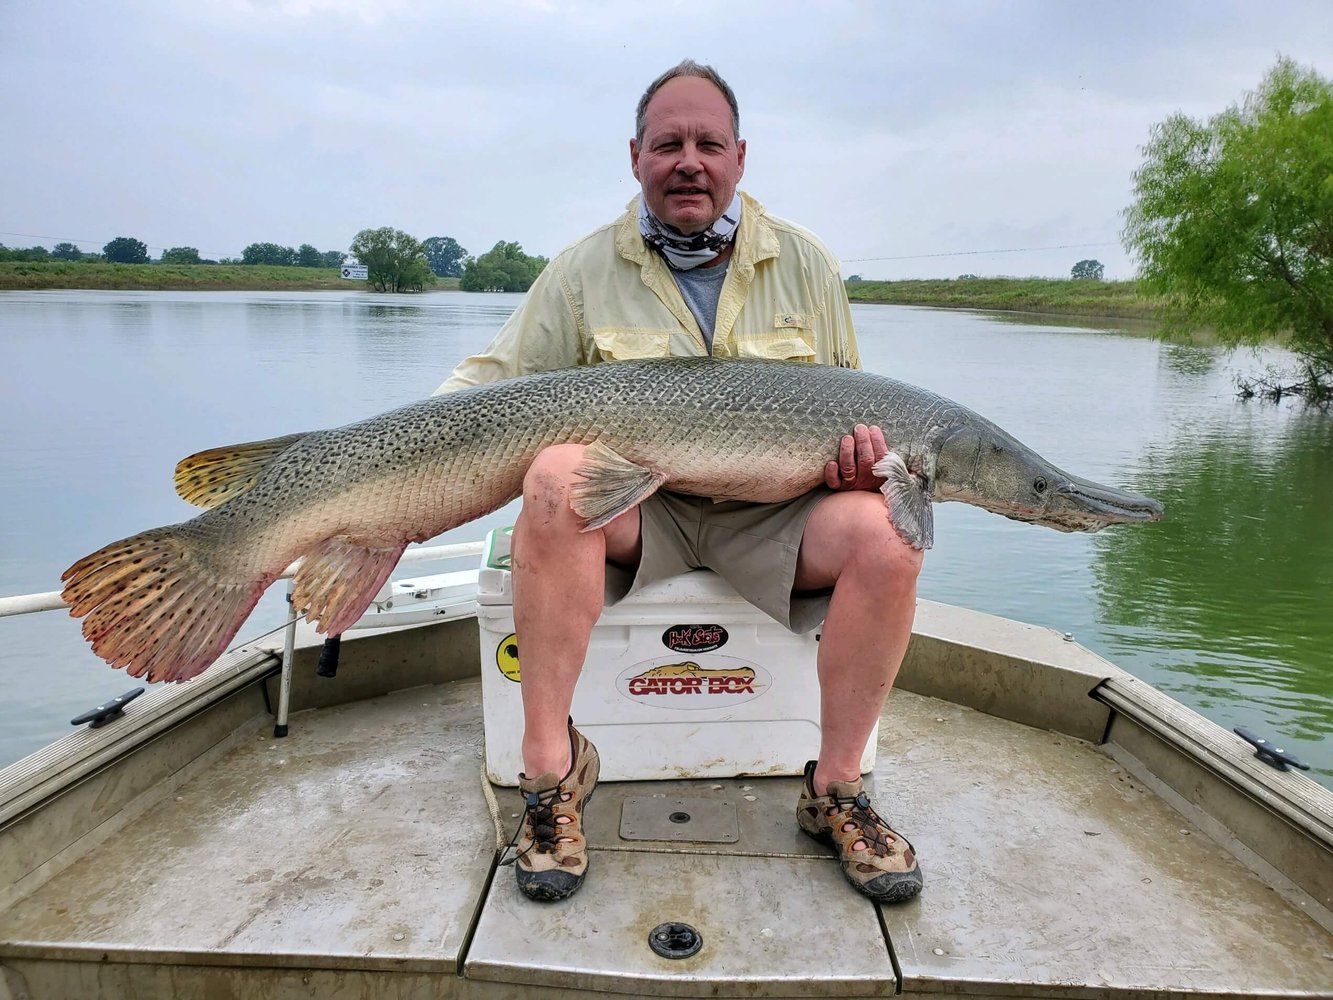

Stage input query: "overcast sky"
[{"left": 3, "top": 1, "right": 1331, "bottom": 280}]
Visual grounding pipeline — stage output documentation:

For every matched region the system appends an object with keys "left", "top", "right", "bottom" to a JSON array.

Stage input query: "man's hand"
[{"left": 824, "top": 424, "right": 889, "bottom": 491}]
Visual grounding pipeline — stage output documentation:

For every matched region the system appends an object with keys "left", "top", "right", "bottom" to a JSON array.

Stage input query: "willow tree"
[
  {"left": 1123, "top": 57, "right": 1333, "bottom": 401},
  {"left": 348, "top": 227, "right": 432, "bottom": 293}
]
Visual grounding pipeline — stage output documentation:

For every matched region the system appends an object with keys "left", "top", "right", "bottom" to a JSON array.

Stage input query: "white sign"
[{"left": 341, "top": 264, "right": 369, "bottom": 280}]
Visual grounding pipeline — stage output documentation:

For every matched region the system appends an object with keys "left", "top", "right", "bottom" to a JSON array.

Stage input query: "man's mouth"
[{"left": 668, "top": 187, "right": 708, "bottom": 197}]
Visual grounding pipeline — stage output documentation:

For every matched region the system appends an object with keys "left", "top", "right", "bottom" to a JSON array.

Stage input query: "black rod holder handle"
[{"left": 316, "top": 634, "right": 342, "bottom": 677}]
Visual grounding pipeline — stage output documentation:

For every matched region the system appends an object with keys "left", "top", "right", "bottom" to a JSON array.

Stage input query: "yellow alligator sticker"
[{"left": 496, "top": 633, "right": 521, "bottom": 683}]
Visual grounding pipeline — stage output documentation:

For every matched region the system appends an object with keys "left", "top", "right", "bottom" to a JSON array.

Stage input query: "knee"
[
  {"left": 521, "top": 444, "right": 587, "bottom": 503},
  {"left": 847, "top": 495, "right": 925, "bottom": 580}
]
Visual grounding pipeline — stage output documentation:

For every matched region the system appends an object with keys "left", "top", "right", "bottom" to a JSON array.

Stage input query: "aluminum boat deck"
[{"left": 1, "top": 605, "right": 1330, "bottom": 999}]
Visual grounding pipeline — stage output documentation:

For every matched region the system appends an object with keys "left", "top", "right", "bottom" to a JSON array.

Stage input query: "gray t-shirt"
[{"left": 671, "top": 260, "right": 730, "bottom": 352}]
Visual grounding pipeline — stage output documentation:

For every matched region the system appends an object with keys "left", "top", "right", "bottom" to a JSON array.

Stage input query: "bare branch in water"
[{"left": 1235, "top": 355, "right": 1333, "bottom": 409}]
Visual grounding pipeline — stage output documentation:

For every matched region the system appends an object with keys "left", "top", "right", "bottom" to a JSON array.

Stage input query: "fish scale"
[{"left": 61, "top": 356, "right": 1161, "bottom": 683}]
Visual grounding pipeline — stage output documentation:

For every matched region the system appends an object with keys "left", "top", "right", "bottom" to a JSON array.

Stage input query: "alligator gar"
[{"left": 62, "top": 357, "right": 1163, "bottom": 682}]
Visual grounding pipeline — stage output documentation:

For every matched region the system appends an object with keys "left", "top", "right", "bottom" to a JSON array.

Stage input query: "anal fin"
[
  {"left": 175, "top": 432, "right": 309, "bottom": 508},
  {"left": 873, "top": 452, "right": 934, "bottom": 550},
  {"left": 291, "top": 536, "right": 407, "bottom": 636},
  {"left": 570, "top": 441, "right": 667, "bottom": 531}
]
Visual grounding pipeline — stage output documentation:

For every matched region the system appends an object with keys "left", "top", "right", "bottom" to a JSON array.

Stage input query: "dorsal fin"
[{"left": 173, "top": 432, "right": 308, "bottom": 508}]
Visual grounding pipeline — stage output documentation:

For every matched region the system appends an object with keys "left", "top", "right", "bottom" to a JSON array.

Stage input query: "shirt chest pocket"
[
  {"left": 591, "top": 327, "right": 673, "bottom": 361},
  {"left": 732, "top": 312, "right": 817, "bottom": 361}
]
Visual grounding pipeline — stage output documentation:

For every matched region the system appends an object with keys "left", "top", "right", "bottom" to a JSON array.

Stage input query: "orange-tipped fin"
[
  {"left": 174, "top": 432, "right": 308, "bottom": 508},
  {"left": 61, "top": 526, "right": 271, "bottom": 683},
  {"left": 291, "top": 536, "right": 408, "bottom": 637}
]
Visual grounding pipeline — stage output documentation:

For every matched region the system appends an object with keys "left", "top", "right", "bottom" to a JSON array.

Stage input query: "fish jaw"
[
  {"left": 1041, "top": 473, "right": 1164, "bottom": 532},
  {"left": 932, "top": 424, "right": 1164, "bottom": 533}
]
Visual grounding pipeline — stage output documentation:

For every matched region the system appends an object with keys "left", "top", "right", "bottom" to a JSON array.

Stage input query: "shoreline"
[
  {"left": 845, "top": 277, "right": 1162, "bottom": 322},
  {"left": 1, "top": 263, "right": 1158, "bottom": 322},
  {"left": 0, "top": 261, "right": 461, "bottom": 293}
]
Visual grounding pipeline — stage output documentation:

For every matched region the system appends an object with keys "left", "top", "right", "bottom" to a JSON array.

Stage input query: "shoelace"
[
  {"left": 499, "top": 787, "right": 565, "bottom": 867},
  {"left": 828, "top": 790, "right": 904, "bottom": 857}
]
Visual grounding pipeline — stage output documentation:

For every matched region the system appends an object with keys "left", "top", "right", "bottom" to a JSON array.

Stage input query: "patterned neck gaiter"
[{"left": 638, "top": 193, "right": 743, "bottom": 270}]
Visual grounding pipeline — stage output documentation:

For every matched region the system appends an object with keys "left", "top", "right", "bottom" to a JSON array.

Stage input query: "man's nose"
[{"left": 675, "top": 142, "right": 703, "bottom": 174}]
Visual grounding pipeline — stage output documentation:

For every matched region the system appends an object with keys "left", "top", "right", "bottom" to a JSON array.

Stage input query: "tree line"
[
  {"left": 0, "top": 237, "right": 344, "bottom": 267},
  {"left": 346, "top": 229, "right": 546, "bottom": 293},
  {"left": 2, "top": 230, "right": 549, "bottom": 296}
]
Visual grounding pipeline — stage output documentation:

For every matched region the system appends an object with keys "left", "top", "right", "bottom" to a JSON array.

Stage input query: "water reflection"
[
  {"left": 1093, "top": 403, "right": 1333, "bottom": 765},
  {"left": 1160, "top": 341, "right": 1221, "bottom": 378},
  {"left": 975, "top": 309, "right": 1162, "bottom": 339}
]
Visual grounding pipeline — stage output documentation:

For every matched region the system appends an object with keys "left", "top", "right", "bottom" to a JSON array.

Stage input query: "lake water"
[{"left": 1, "top": 290, "right": 1330, "bottom": 786}]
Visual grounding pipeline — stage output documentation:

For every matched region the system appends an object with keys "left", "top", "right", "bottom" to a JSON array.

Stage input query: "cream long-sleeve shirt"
[{"left": 434, "top": 192, "right": 860, "bottom": 394}]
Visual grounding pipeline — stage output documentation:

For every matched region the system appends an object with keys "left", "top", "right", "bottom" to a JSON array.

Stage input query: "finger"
[
  {"left": 868, "top": 425, "right": 888, "bottom": 463},
  {"left": 838, "top": 434, "right": 856, "bottom": 480},
  {"left": 824, "top": 459, "right": 842, "bottom": 490},
  {"left": 854, "top": 424, "right": 875, "bottom": 474}
]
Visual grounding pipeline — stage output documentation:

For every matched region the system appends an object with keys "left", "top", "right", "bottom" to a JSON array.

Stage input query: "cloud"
[{"left": 2, "top": 0, "right": 1330, "bottom": 277}]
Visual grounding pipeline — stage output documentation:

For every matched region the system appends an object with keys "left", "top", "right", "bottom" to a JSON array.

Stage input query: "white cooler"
[{"left": 476, "top": 528, "right": 877, "bottom": 784}]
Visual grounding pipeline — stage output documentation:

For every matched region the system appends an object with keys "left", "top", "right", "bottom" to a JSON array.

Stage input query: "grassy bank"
[
  {"left": 0, "top": 261, "right": 461, "bottom": 292},
  {"left": 3, "top": 262, "right": 1152, "bottom": 321},
  {"left": 845, "top": 277, "right": 1163, "bottom": 321}
]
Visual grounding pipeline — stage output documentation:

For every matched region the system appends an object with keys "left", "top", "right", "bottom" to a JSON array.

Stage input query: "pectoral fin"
[
  {"left": 873, "top": 452, "right": 934, "bottom": 550},
  {"left": 292, "top": 536, "right": 408, "bottom": 636},
  {"left": 174, "top": 432, "right": 308, "bottom": 508},
  {"left": 570, "top": 441, "right": 667, "bottom": 531}
]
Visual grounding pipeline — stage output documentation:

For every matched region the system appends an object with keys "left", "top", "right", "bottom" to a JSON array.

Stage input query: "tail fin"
[{"left": 61, "top": 525, "right": 270, "bottom": 683}]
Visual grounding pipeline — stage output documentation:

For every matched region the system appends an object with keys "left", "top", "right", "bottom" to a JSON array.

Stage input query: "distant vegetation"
[
  {"left": 423, "top": 236, "right": 467, "bottom": 278},
  {"left": 103, "top": 236, "right": 149, "bottom": 264},
  {"left": 459, "top": 241, "right": 548, "bottom": 292},
  {"left": 0, "top": 260, "right": 459, "bottom": 291},
  {"left": 240, "top": 242, "right": 345, "bottom": 268},
  {"left": 0, "top": 236, "right": 348, "bottom": 269},
  {"left": 844, "top": 276, "right": 1163, "bottom": 320},
  {"left": 13, "top": 230, "right": 496, "bottom": 292},
  {"left": 1070, "top": 259, "right": 1105, "bottom": 281},
  {"left": 349, "top": 227, "right": 432, "bottom": 293},
  {"left": 2, "top": 257, "right": 1149, "bottom": 319}
]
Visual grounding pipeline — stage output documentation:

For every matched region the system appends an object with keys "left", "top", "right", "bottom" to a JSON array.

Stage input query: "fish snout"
[{"left": 1050, "top": 476, "right": 1164, "bottom": 531}]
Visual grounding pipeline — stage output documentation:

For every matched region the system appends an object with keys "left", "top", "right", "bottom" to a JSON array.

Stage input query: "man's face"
[{"left": 631, "top": 76, "right": 746, "bottom": 235}]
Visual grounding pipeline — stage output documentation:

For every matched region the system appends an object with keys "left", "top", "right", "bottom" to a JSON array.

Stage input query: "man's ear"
[
  {"left": 736, "top": 138, "right": 747, "bottom": 179},
  {"left": 630, "top": 138, "right": 641, "bottom": 181}
]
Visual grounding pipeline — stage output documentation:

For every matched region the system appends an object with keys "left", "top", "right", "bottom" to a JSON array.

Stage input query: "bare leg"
[
  {"left": 512, "top": 444, "right": 642, "bottom": 778},
  {"left": 793, "top": 490, "right": 924, "bottom": 796}
]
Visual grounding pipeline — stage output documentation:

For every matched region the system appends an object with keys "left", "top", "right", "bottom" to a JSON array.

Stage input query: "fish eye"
[{"left": 1033, "top": 477, "right": 1048, "bottom": 494}]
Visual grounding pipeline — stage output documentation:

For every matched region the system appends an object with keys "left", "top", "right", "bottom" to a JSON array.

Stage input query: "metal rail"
[{"left": 0, "top": 540, "right": 486, "bottom": 619}]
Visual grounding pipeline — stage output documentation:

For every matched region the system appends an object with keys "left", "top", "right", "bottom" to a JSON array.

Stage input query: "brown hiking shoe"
[
  {"left": 513, "top": 720, "right": 600, "bottom": 901},
  {"left": 796, "top": 760, "right": 923, "bottom": 903}
]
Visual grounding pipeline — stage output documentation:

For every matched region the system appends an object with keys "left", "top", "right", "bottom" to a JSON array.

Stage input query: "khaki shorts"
[{"left": 603, "top": 489, "right": 834, "bottom": 634}]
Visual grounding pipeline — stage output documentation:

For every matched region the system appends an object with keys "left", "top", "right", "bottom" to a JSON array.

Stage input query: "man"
[{"left": 437, "top": 60, "right": 924, "bottom": 905}]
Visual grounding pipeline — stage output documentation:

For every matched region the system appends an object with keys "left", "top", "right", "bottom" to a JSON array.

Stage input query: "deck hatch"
[
  {"left": 466, "top": 850, "right": 897, "bottom": 996},
  {"left": 620, "top": 796, "right": 740, "bottom": 842}
]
